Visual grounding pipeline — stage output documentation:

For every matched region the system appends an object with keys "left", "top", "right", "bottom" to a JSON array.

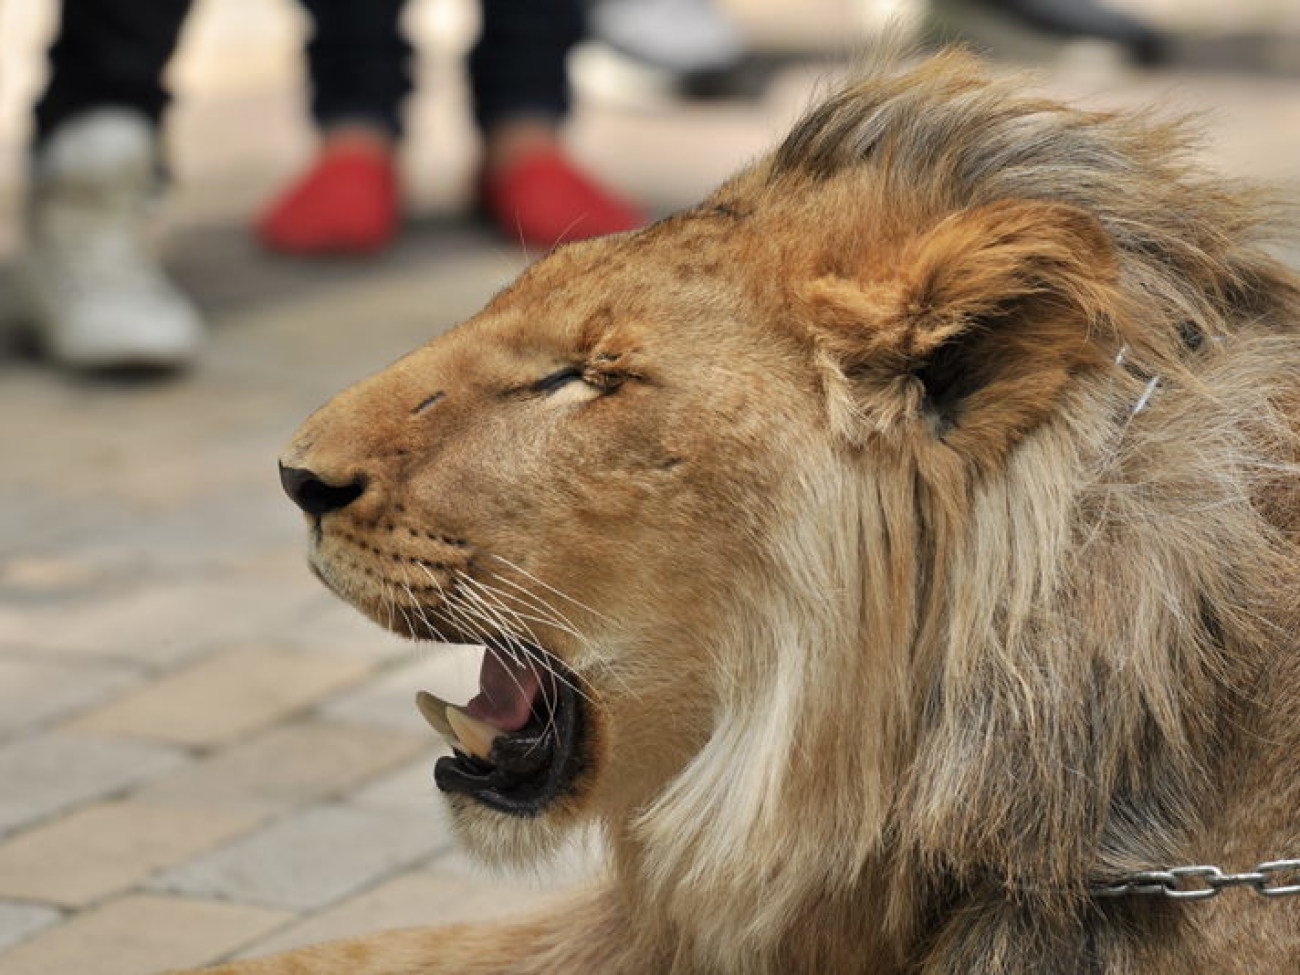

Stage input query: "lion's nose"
[{"left": 278, "top": 463, "right": 367, "bottom": 518}]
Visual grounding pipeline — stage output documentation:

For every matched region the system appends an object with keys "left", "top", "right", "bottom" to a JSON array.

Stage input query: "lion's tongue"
[
  {"left": 413, "top": 652, "right": 542, "bottom": 761},
  {"left": 465, "top": 651, "right": 540, "bottom": 733}
]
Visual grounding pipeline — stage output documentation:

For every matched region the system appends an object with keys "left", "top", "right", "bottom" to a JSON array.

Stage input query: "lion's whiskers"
[
  {"left": 486, "top": 553, "right": 612, "bottom": 624},
  {"left": 458, "top": 576, "right": 595, "bottom": 710},
  {"left": 379, "top": 578, "right": 403, "bottom": 636},
  {"left": 476, "top": 569, "right": 639, "bottom": 701},
  {"left": 471, "top": 569, "right": 614, "bottom": 679},
  {"left": 457, "top": 574, "right": 604, "bottom": 723},
  {"left": 400, "top": 579, "right": 452, "bottom": 646},
  {"left": 462, "top": 572, "right": 607, "bottom": 704},
  {"left": 408, "top": 564, "right": 548, "bottom": 718},
  {"left": 454, "top": 581, "right": 565, "bottom": 741},
  {"left": 467, "top": 573, "right": 588, "bottom": 645}
]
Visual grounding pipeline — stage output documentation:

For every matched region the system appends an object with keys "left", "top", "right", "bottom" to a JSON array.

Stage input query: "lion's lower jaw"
[{"left": 442, "top": 793, "right": 581, "bottom": 868}]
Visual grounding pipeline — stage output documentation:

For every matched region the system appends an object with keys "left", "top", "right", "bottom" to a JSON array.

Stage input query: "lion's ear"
[{"left": 800, "top": 199, "right": 1119, "bottom": 453}]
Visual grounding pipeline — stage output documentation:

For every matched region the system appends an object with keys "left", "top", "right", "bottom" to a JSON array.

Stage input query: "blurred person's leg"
[
  {"left": 257, "top": 0, "right": 409, "bottom": 255},
  {"left": 23, "top": 0, "right": 204, "bottom": 371},
  {"left": 472, "top": 0, "right": 643, "bottom": 248},
  {"left": 262, "top": 0, "right": 643, "bottom": 256},
  {"left": 304, "top": 0, "right": 413, "bottom": 139},
  {"left": 34, "top": 0, "right": 192, "bottom": 143}
]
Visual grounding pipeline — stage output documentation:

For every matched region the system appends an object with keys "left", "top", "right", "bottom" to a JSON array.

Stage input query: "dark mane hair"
[
  {"left": 769, "top": 50, "right": 1299, "bottom": 357},
  {"left": 645, "top": 51, "right": 1300, "bottom": 970}
]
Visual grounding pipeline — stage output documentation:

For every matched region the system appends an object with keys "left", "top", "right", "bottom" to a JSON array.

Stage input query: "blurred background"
[
  {"left": 2, "top": 0, "right": 1299, "bottom": 262},
  {"left": 0, "top": 1, "right": 1298, "bottom": 972}
]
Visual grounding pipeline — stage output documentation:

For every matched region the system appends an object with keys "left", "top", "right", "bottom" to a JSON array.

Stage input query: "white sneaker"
[{"left": 19, "top": 108, "right": 204, "bottom": 371}]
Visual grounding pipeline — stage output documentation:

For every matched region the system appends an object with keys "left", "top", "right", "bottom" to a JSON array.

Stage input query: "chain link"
[{"left": 1093, "top": 860, "right": 1300, "bottom": 900}]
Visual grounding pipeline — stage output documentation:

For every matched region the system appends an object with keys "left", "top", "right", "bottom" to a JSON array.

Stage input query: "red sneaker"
[
  {"left": 480, "top": 147, "right": 644, "bottom": 248},
  {"left": 257, "top": 144, "right": 399, "bottom": 256}
]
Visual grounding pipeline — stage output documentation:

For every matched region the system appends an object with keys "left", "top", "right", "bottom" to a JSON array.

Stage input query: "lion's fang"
[
  {"left": 415, "top": 690, "right": 460, "bottom": 752},
  {"left": 445, "top": 704, "right": 503, "bottom": 761}
]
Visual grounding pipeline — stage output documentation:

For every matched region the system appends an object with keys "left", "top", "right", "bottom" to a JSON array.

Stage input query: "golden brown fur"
[{"left": 193, "top": 52, "right": 1300, "bottom": 974}]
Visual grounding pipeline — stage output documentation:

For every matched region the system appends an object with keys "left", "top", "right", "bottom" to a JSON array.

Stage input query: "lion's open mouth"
[{"left": 416, "top": 640, "right": 586, "bottom": 817}]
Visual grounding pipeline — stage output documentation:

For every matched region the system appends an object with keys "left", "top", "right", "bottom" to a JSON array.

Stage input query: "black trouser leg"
[
  {"left": 301, "top": 0, "right": 414, "bottom": 138},
  {"left": 469, "top": 0, "right": 585, "bottom": 132},
  {"left": 34, "top": 0, "right": 194, "bottom": 144}
]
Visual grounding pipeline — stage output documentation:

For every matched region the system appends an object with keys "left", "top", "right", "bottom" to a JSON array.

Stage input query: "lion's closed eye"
[
  {"left": 533, "top": 366, "right": 586, "bottom": 394},
  {"left": 530, "top": 362, "right": 631, "bottom": 404}
]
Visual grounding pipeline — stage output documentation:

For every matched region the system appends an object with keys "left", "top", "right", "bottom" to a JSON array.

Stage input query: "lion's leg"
[{"left": 181, "top": 886, "right": 658, "bottom": 975}]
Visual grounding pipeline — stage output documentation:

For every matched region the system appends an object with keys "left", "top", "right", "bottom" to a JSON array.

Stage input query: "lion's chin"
[
  {"left": 442, "top": 792, "right": 581, "bottom": 867},
  {"left": 403, "top": 639, "right": 598, "bottom": 861},
  {"left": 434, "top": 657, "right": 594, "bottom": 868}
]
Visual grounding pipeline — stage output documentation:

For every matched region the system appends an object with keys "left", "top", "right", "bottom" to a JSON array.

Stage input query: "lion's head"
[{"left": 280, "top": 52, "right": 1300, "bottom": 972}]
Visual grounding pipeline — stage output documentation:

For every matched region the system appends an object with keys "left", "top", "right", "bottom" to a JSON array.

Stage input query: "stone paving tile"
[
  {"left": 151, "top": 802, "right": 451, "bottom": 911},
  {"left": 137, "top": 719, "right": 427, "bottom": 816},
  {"left": 349, "top": 756, "right": 443, "bottom": 814},
  {"left": 236, "top": 561, "right": 409, "bottom": 658},
  {"left": 236, "top": 865, "right": 556, "bottom": 960},
  {"left": 0, "top": 656, "right": 141, "bottom": 742},
  {"left": 0, "top": 894, "right": 292, "bottom": 975},
  {"left": 0, "top": 801, "right": 258, "bottom": 907},
  {"left": 0, "top": 901, "right": 61, "bottom": 954},
  {"left": 0, "top": 577, "right": 300, "bottom": 666},
  {"left": 318, "top": 643, "right": 482, "bottom": 734},
  {"left": 67, "top": 645, "right": 378, "bottom": 747},
  {"left": 0, "top": 553, "right": 104, "bottom": 595},
  {"left": 0, "top": 731, "right": 186, "bottom": 837}
]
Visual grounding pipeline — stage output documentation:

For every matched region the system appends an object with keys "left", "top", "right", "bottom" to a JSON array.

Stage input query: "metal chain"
[{"left": 1093, "top": 860, "right": 1300, "bottom": 900}]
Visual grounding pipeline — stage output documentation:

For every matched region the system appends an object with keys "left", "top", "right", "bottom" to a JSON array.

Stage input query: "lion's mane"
[{"left": 628, "top": 51, "right": 1300, "bottom": 972}]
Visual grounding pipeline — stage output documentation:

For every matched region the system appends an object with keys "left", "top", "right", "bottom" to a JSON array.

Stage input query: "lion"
[{"left": 197, "top": 51, "right": 1300, "bottom": 974}]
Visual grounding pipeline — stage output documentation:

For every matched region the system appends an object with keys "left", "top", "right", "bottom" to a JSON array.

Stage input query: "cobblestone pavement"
[{"left": 1, "top": 1, "right": 1299, "bottom": 971}]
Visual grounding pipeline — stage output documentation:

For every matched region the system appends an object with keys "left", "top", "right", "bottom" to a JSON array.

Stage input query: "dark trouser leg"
[
  {"left": 301, "top": 0, "right": 414, "bottom": 139},
  {"left": 469, "top": 0, "right": 585, "bottom": 132},
  {"left": 34, "top": 0, "right": 194, "bottom": 144}
]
